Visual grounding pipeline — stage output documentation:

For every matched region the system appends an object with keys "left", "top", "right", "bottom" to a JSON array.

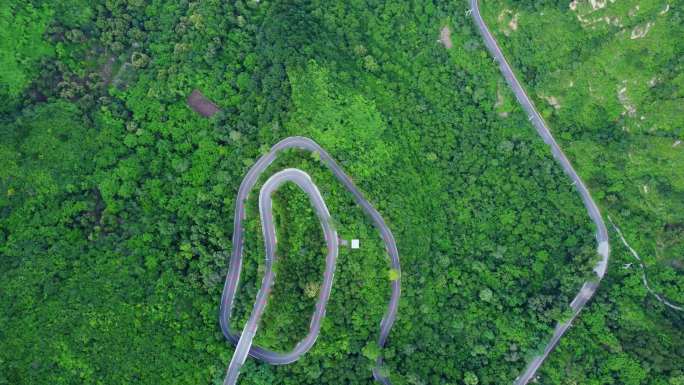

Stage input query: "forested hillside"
[
  {"left": 481, "top": 0, "right": 684, "bottom": 383},
  {"left": 0, "top": 1, "right": 681, "bottom": 385}
]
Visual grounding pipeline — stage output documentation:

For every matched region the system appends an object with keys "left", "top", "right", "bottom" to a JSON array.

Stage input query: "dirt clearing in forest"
[
  {"left": 439, "top": 26, "right": 453, "bottom": 49},
  {"left": 187, "top": 89, "right": 220, "bottom": 117}
]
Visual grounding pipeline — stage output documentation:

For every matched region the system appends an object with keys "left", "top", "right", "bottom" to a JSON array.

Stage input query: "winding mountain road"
[
  {"left": 219, "top": 137, "right": 401, "bottom": 385},
  {"left": 219, "top": 3, "right": 612, "bottom": 383},
  {"left": 470, "top": 1, "right": 610, "bottom": 384}
]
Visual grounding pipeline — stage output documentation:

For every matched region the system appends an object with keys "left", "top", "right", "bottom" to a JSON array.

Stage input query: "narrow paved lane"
[
  {"left": 470, "top": 1, "right": 610, "bottom": 384},
  {"left": 220, "top": 4, "right": 612, "bottom": 382},
  {"left": 219, "top": 137, "right": 401, "bottom": 385}
]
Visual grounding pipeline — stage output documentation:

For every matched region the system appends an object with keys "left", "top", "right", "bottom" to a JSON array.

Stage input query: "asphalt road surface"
[
  {"left": 220, "top": 3, "right": 612, "bottom": 382},
  {"left": 470, "top": 1, "right": 611, "bottom": 384},
  {"left": 219, "top": 137, "right": 401, "bottom": 385}
]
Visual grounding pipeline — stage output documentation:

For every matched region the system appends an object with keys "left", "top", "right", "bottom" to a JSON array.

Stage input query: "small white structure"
[{"left": 350, "top": 239, "right": 360, "bottom": 249}]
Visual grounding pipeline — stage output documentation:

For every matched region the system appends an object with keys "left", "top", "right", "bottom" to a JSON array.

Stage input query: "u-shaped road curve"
[
  {"left": 220, "top": 2, "right": 612, "bottom": 383},
  {"left": 219, "top": 137, "right": 401, "bottom": 385}
]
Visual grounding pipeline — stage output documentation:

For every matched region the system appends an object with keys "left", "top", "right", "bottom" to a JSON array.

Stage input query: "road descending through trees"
[
  {"left": 219, "top": 3, "right": 612, "bottom": 383},
  {"left": 470, "top": 0, "right": 611, "bottom": 384},
  {"left": 219, "top": 137, "right": 401, "bottom": 385}
]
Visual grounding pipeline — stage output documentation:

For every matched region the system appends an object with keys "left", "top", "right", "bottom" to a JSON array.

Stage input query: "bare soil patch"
[
  {"left": 439, "top": 26, "right": 453, "bottom": 49},
  {"left": 188, "top": 89, "right": 220, "bottom": 117}
]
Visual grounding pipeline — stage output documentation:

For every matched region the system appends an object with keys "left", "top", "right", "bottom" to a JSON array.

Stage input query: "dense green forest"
[
  {"left": 481, "top": 0, "right": 684, "bottom": 383},
  {"left": 482, "top": 0, "right": 684, "bottom": 303},
  {"left": 0, "top": 1, "right": 681, "bottom": 385}
]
